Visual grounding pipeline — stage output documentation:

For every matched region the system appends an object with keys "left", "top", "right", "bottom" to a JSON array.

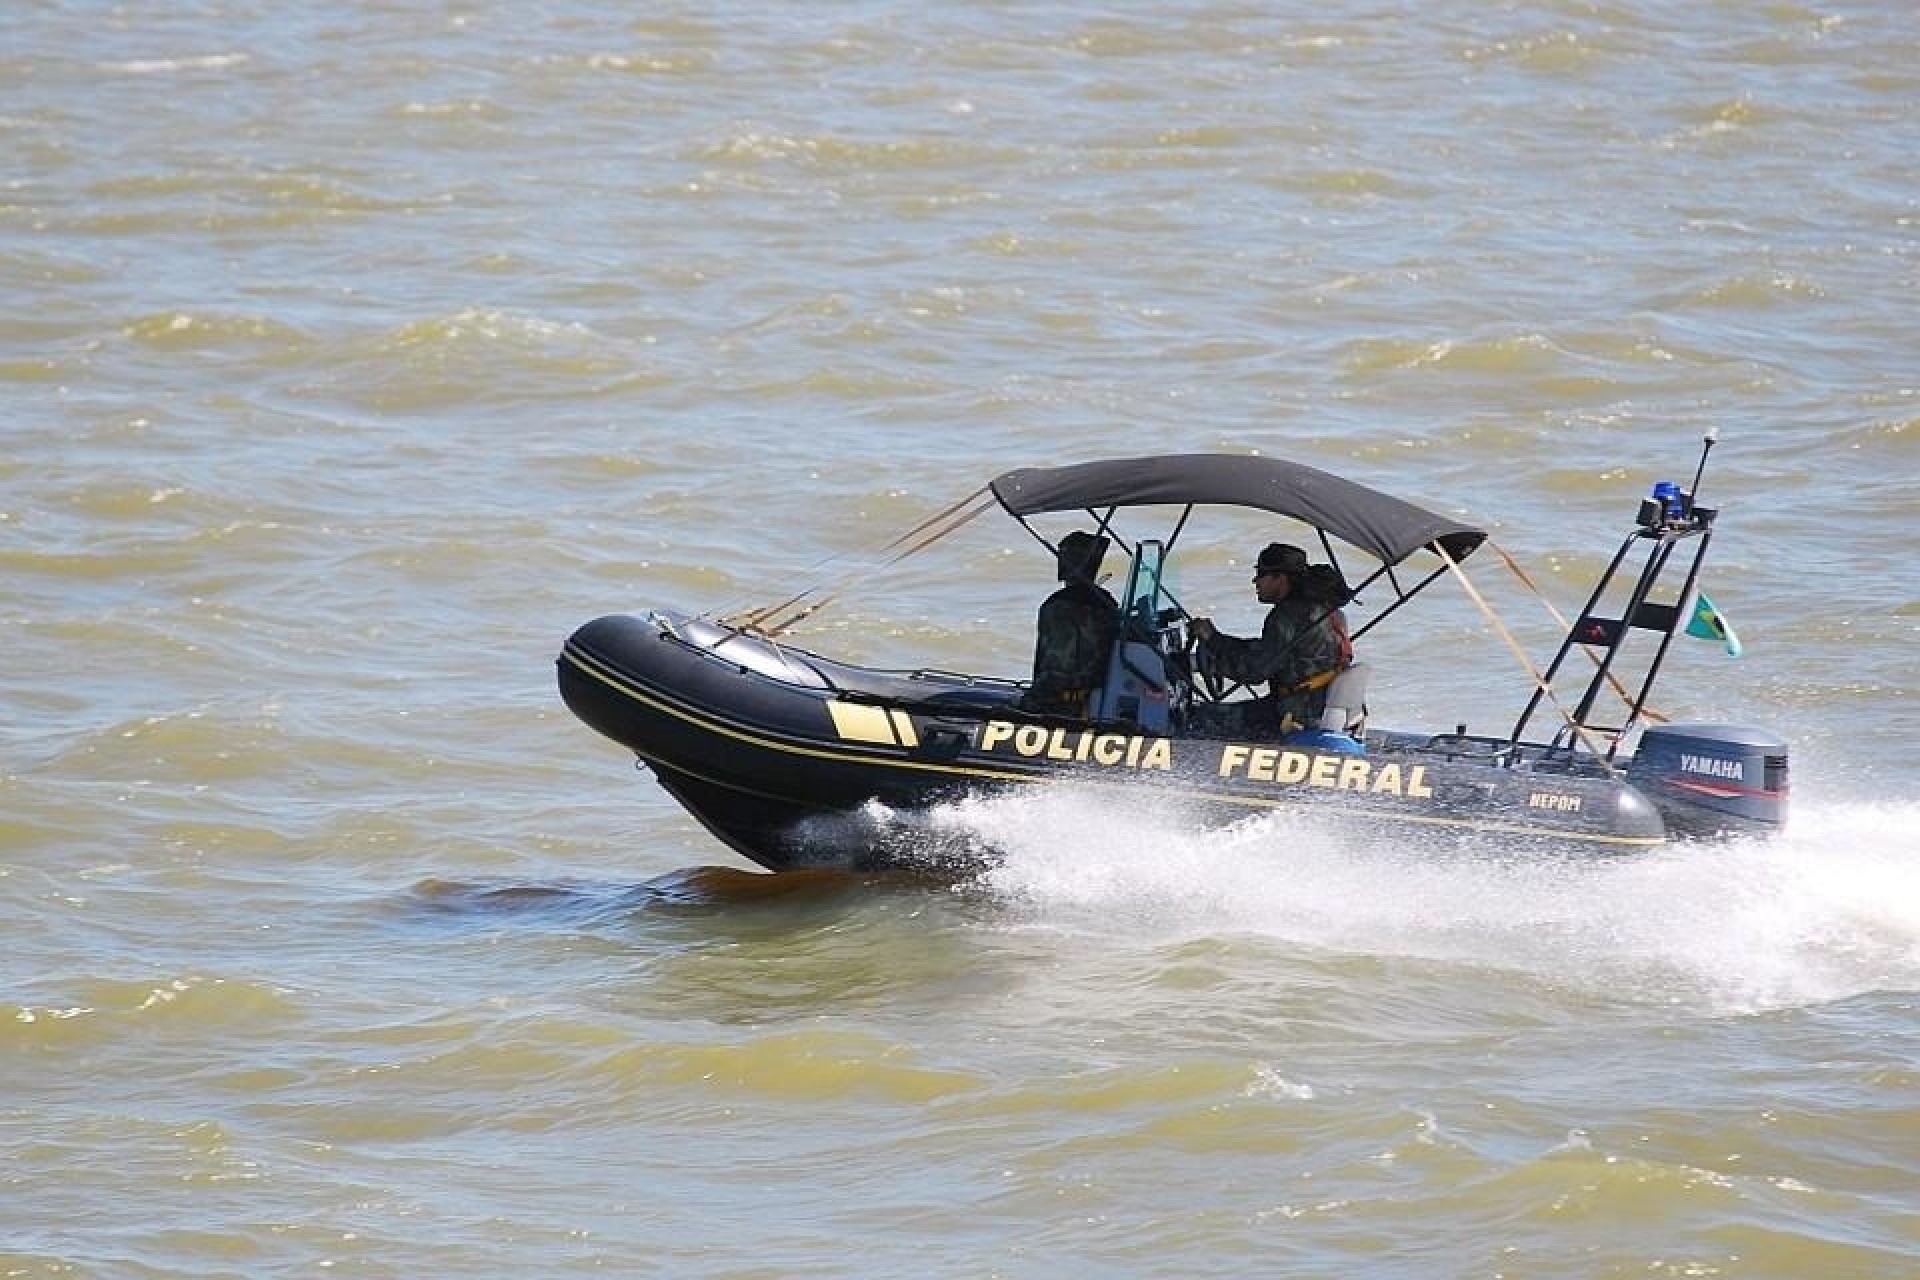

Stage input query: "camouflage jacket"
[
  {"left": 1201, "top": 598, "right": 1343, "bottom": 725},
  {"left": 1021, "top": 582, "right": 1119, "bottom": 713}
]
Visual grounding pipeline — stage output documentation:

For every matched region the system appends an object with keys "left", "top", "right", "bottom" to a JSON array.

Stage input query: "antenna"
[{"left": 1688, "top": 427, "right": 1718, "bottom": 503}]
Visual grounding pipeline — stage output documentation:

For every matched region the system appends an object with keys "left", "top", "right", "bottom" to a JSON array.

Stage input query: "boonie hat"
[
  {"left": 1254, "top": 542, "right": 1309, "bottom": 576},
  {"left": 1056, "top": 530, "right": 1110, "bottom": 582}
]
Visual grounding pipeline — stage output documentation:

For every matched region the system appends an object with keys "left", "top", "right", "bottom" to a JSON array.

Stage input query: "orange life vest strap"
[{"left": 1277, "top": 667, "right": 1341, "bottom": 697}]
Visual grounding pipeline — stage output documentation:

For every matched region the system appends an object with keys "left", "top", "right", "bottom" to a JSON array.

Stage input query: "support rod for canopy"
[
  {"left": 725, "top": 487, "right": 996, "bottom": 635},
  {"left": 1438, "top": 547, "right": 1621, "bottom": 778}
]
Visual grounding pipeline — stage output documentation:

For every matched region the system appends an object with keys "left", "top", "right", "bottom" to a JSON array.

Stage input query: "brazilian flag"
[{"left": 1685, "top": 592, "right": 1742, "bottom": 658}]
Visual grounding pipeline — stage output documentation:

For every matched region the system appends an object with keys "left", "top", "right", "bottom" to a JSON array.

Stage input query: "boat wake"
[{"left": 919, "top": 782, "right": 1920, "bottom": 1015}]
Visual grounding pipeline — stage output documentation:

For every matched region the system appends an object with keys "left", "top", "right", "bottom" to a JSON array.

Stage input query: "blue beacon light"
[{"left": 1650, "top": 480, "right": 1684, "bottom": 520}]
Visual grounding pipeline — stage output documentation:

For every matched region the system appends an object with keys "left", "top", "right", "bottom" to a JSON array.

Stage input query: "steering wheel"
[{"left": 1182, "top": 622, "right": 1233, "bottom": 705}]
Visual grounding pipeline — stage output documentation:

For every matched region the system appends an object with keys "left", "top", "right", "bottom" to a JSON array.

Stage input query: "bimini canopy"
[{"left": 989, "top": 453, "right": 1486, "bottom": 567}]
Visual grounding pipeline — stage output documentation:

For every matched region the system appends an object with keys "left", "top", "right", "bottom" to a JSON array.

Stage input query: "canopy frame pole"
[
  {"left": 1028, "top": 506, "right": 1203, "bottom": 622},
  {"left": 1344, "top": 558, "right": 1449, "bottom": 644},
  {"left": 1164, "top": 503, "right": 1196, "bottom": 558}
]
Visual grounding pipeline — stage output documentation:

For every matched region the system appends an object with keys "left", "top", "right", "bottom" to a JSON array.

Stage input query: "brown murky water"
[{"left": 5, "top": 2, "right": 1917, "bottom": 1275}]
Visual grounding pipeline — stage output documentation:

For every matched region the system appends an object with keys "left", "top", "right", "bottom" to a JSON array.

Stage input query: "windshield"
[{"left": 1119, "top": 539, "right": 1173, "bottom": 634}]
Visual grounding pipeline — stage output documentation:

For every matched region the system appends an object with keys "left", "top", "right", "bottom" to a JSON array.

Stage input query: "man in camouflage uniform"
[
  {"left": 1018, "top": 530, "right": 1119, "bottom": 717},
  {"left": 1190, "top": 542, "right": 1343, "bottom": 736}
]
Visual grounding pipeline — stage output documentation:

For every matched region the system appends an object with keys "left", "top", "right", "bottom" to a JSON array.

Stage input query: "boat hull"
[{"left": 551, "top": 611, "right": 1774, "bottom": 873}]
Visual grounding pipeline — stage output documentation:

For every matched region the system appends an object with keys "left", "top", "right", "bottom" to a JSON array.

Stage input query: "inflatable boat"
[{"left": 558, "top": 442, "right": 1787, "bottom": 872}]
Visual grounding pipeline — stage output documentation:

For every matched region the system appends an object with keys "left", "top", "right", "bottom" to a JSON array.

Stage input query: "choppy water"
[{"left": 5, "top": 1, "right": 1918, "bottom": 1275}]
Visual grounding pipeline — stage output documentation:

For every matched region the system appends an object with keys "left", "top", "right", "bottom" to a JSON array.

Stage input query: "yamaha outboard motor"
[{"left": 1627, "top": 724, "right": 1789, "bottom": 837}]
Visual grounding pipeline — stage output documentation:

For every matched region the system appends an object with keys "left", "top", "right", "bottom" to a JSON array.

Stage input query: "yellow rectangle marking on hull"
[
  {"left": 888, "top": 709, "right": 919, "bottom": 748},
  {"left": 828, "top": 701, "right": 898, "bottom": 745}
]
